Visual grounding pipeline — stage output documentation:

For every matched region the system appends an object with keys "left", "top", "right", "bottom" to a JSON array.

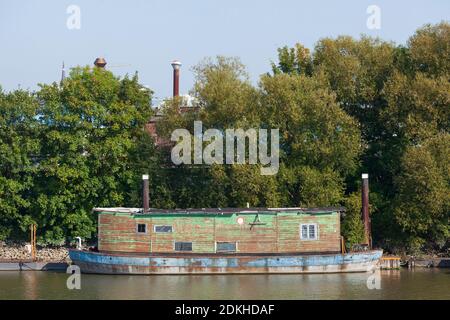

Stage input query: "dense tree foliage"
[
  {"left": 341, "top": 192, "right": 366, "bottom": 250},
  {"left": 0, "top": 89, "right": 40, "bottom": 240},
  {"left": 271, "top": 22, "right": 449, "bottom": 253},
  {"left": 0, "top": 22, "right": 448, "bottom": 253},
  {"left": 0, "top": 68, "right": 154, "bottom": 244}
]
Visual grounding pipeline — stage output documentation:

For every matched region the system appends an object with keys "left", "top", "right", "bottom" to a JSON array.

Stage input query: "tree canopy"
[{"left": 0, "top": 22, "right": 448, "bottom": 253}]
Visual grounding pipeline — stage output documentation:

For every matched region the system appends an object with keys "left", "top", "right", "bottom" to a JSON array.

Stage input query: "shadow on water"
[{"left": 0, "top": 269, "right": 449, "bottom": 300}]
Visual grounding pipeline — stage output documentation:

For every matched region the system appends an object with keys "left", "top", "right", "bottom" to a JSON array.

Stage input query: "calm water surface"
[{"left": 0, "top": 269, "right": 449, "bottom": 300}]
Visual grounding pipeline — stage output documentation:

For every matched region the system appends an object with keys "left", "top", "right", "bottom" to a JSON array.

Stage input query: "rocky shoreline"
[
  {"left": 1, "top": 241, "right": 448, "bottom": 266},
  {"left": 0, "top": 241, "right": 71, "bottom": 262}
]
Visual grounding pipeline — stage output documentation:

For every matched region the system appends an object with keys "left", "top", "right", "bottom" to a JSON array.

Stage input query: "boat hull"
[{"left": 69, "top": 250, "right": 383, "bottom": 275}]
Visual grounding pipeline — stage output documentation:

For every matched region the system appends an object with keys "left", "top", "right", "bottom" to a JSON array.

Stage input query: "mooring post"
[
  {"left": 143, "top": 174, "right": 149, "bottom": 213},
  {"left": 341, "top": 236, "right": 346, "bottom": 254},
  {"left": 30, "top": 224, "right": 36, "bottom": 261}
]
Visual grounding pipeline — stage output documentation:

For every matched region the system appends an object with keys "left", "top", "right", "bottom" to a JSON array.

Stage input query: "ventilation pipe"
[
  {"left": 361, "top": 173, "right": 371, "bottom": 248},
  {"left": 143, "top": 174, "right": 149, "bottom": 213},
  {"left": 75, "top": 237, "right": 82, "bottom": 250}
]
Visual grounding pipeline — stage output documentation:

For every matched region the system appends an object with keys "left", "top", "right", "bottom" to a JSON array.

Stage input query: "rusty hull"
[{"left": 69, "top": 249, "right": 383, "bottom": 275}]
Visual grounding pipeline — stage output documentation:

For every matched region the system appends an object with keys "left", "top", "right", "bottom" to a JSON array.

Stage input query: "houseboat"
[
  {"left": 68, "top": 60, "right": 381, "bottom": 274},
  {"left": 69, "top": 175, "right": 382, "bottom": 275}
]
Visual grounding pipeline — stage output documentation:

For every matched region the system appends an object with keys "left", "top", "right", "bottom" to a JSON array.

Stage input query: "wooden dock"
[{"left": 380, "top": 256, "right": 401, "bottom": 269}]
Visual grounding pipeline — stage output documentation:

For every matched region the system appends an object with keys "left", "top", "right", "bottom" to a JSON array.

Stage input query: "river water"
[{"left": 0, "top": 269, "right": 449, "bottom": 300}]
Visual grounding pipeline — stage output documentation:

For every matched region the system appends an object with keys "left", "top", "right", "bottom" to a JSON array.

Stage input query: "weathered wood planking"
[{"left": 98, "top": 210, "right": 341, "bottom": 254}]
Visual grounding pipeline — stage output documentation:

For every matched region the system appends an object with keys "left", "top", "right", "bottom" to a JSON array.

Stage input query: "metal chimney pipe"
[
  {"left": 171, "top": 60, "right": 181, "bottom": 97},
  {"left": 361, "top": 173, "right": 371, "bottom": 247},
  {"left": 142, "top": 174, "right": 149, "bottom": 213}
]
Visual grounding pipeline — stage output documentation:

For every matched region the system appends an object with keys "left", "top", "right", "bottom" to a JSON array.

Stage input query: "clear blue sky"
[{"left": 1, "top": 0, "right": 448, "bottom": 101}]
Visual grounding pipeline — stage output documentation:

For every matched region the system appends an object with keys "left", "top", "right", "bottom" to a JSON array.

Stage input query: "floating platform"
[
  {"left": 0, "top": 261, "right": 69, "bottom": 271},
  {"left": 409, "top": 258, "right": 450, "bottom": 268}
]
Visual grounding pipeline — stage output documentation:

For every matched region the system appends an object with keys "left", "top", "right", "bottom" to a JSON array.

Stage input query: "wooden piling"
[{"left": 30, "top": 224, "right": 36, "bottom": 261}]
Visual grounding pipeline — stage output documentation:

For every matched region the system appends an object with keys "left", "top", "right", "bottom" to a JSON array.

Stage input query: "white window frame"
[
  {"left": 300, "top": 223, "right": 318, "bottom": 240},
  {"left": 153, "top": 225, "right": 173, "bottom": 233},
  {"left": 136, "top": 223, "right": 147, "bottom": 234},
  {"left": 215, "top": 241, "right": 238, "bottom": 253},
  {"left": 174, "top": 241, "right": 193, "bottom": 252}
]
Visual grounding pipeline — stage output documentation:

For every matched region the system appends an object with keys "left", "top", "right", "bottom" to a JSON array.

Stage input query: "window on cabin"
[
  {"left": 175, "top": 242, "right": 192, "bottom": 252},
  {"left": 301, "top": 225, "right": 308, "bottom": 239},
  {"left": 300, "top": 224, "right": 318, "bottom": 240},
  {"left": 137, "top": 224, "right": 146, "bottom": 234},
  {"left": 216, "top": 242, "right": 237, "bottom": 253},
  {"left": 154, "top": 225, "right": 173, "bottom": 233},
  {"left": 309, "top": 224, "right": 317, "bottom": 239}
]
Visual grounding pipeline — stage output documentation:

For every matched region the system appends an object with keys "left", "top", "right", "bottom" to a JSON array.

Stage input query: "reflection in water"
[
  {"left": 22, "top": 272, "right": 38, "bottom": 300},
  {"left": 0, "top": 269, "right": 449, "bottom": 300}
]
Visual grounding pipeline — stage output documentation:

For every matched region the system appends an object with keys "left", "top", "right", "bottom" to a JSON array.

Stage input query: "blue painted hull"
[{"left": 69, "top": 250, "right": 383, "bottom": 274}]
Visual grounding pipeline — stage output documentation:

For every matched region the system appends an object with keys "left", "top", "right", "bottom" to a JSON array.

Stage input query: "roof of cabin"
[{"left": 93, "top": 207, "right": 345, "bottom": 215}]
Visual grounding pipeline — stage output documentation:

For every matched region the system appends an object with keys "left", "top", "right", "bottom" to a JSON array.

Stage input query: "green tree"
[
  {"left": 341, "top": 192, "right": 366, "bottom": 250},
  {"left": 270, "top": 23, "right": 450, "bottom": 253},
  {"left": 33, "top": 67, "right": 154, "bottom": 244},
  {"left": 392, "top": 134, "right": 450, "bottom": 252},
  {"left": 259, "top": 73, "right": 361, "bottom": 176},
  {"left": 408, "top": 22, "right": 450, "bottom": 77},
  {"left": 271, "top": 43, "right": 313, "bottom": 76},
  {"left": 228, "top": 165, "right": 280, "bottom": 207},
  {"left": 157, "top": 57, "right": 275, "bottom": 208},
  {"left": 0, "top": 89, "right": 40, "bottom": 240},
  {"left": 3, "top": 23, "right": 448, "bottom": 253},
  {"left": 193, "top": 56, "right": 260, "bottom": 129}
]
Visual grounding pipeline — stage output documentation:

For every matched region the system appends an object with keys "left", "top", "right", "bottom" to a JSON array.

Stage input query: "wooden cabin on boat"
[
  {"left": 96, "top": 207, "right": 345, "bottom": 255},
  {"left": 69, "top": 174, "right": 381, "bottom": 274}
]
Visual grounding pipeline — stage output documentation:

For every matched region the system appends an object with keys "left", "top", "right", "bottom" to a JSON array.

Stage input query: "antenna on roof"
[{"left": 61, "top": 61, "right": 66, "bottom": 84}]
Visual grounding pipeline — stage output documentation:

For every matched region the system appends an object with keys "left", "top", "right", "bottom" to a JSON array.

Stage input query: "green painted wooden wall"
[{"left": 98, "top": 210, "right": 341, "bottom": 254}]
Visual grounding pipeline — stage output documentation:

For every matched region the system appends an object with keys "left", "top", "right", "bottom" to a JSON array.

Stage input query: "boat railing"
[{"left": 351, "top": 244, "right": 370, "bottom": 252}]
